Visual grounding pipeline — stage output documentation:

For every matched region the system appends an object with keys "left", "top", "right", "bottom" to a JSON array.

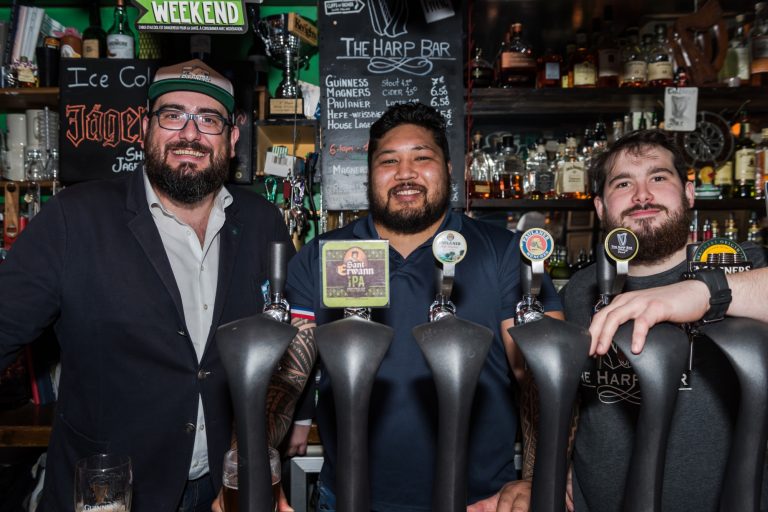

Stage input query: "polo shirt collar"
[{"left": 352, "top": 209, "right": 462, "bottom": 250}]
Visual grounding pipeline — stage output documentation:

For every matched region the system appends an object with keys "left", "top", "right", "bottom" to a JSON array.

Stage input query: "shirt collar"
[
  {"left": 143, "top": 168, "right": 233, "bottom": 221},
  {"left": 352, "top": 209, "right": 462, "bottom": 249}
]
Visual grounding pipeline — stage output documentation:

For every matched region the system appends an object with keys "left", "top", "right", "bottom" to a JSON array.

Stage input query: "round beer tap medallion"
[
  {"left": 604, "top": 227, "right": 639, "bottom": 262},
  {"left": 519, "top": 228, "right": 554, "bottom": 262},
  {"left": 433, "top": 230, "right": 467, "bottom": 264}
]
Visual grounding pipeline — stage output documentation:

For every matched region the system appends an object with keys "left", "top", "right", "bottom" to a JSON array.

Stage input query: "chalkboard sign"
[
  {"left": 319, "top": 0, "right": 465, "bottom": 210},
  {"left": 59, "top": 59, "right": 155, "bottom": 183},
  {"left": 58, "top": 59, "right": 254, "bottom": 184}
]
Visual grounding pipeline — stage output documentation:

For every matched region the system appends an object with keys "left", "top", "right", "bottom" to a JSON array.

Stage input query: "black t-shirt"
[{"left": 562, "top": 243, "right": 768, "bottom": 512}]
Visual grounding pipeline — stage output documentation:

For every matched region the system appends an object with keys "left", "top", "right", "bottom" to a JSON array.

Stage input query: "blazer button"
[
  {"left": 177, "top": 329, "right": 186, "bottom": 336},
  {"left": 197, "top": 369, "right": 211, "bottom": 380},
  {"left": 185, "top": 423, "right": 196, "bottom": 433}
]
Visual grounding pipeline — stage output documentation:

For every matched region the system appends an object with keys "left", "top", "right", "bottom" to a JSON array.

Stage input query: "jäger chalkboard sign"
[
  {"left": 319, "top": 0, "right": 465, "bottom": 210},
  {"left": 59, "top": 59, "right": 155, "bottom": 183}
]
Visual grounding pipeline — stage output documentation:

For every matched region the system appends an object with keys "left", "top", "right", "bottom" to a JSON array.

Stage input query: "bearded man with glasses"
[{"left": 0, "top": 60, "right": 296, "bottom": 512}]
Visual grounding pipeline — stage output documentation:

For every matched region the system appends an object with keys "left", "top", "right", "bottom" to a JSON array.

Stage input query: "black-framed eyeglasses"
[{"left": 151, "top": 108, "right": 231, "bottom": 135}]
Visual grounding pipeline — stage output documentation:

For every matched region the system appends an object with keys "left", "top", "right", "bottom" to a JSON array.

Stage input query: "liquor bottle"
[
  {"left": 593, "top": 121, "right": 609, "bottom": 154},
  {"left": 467, "top": 132, "right": 492, "bottom": 199},
  {"left": 500, "top": 135, "right": 524, "bottom": 199},
  {"left": 468, "top": 46, "right": 494, "bottom": 88},
  {"left": 711, "top": 219, "right": 720, "bottom": 238},
  {"left": 620, "top": 27, "right": 647, "bottom": 87},
  {"left": 756, "top": 127, "right": 768, "bottom": 199},
  {"left": 497, "top": 23, "right": 536, "bottom": 87},
  {"left": 537, "top": 47, "right": 562, "bottom": 88},
  {"left": 720, "top": 14, "right": 751, "bottom": 86},
  {"left": 715, "top": 160, "right": 734, "bottom": 198},
  {"left": 724, "top": 213, "right": 739, "bottom": 241},
  {"left": 571, "top": 31, "right": 597, "bottom": 88},
  {"left": 526, "top": 139, "right": 554, "bottom": 199},
  {"left": 701, "top": 218, "right": 713, "bottom": 241},
  {"left": 548, "top": 246, "right": 571, "bottom": 291},
  {"left": 647, "top": 24, "right": 675, "bottom": 87},
  {"left": 556, "top": 134, "right": 589, "bottom": 199},
  {"left": 747, "top": 211, "right": 764, "bottom": 244},
  {"left": 82, "top": 0, "right": 107, "bottom": 58},
  {"left": 751, "top": 2, "right": 768, "bottom": 86},
  {"left": 734, "top": 111, "right": 757, "bottom": 198},
  {"left": 490, "top": 138, "right": 506, "bottom": 198},
  {"left": 562, "top": 42, "right": 576, "bottom": 88},
  {"left": 596, "top": 6, "right": 620, "bottom": 87},
  {"left": 107, "top": 0, "right": 135, "bottom": 59}
]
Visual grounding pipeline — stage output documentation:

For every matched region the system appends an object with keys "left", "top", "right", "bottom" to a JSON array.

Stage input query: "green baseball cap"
[{"left": 148, "top": 59, "right": 235, "bottom": 114}]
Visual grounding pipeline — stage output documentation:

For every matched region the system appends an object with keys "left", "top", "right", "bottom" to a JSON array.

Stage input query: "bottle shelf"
[
  {"left": 0, "top": 87, "right": 59, "bottom": 109},
  {"left": 467, "top": 87, "right": 768, "bottom": 117},
  {"left": 467, "top": 197, "right": 766, "bottom": 212}
]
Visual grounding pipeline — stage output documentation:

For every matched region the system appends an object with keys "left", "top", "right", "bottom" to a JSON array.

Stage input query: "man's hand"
[
  {"left": 466, "top": 478, "right": 531, "bottom": 512},
  {"left": 284, "top": 423, "right": 311, "bottom": 457},
  {"left": 211, "top": 484, "right": 294, "bottom": 511},
  {"left": 589, "top": 280, "right": 709, "bottom": 356}
]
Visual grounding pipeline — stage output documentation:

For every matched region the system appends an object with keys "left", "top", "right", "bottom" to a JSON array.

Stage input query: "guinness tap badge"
[{"left": 604, "top": 227, "right": 639, "bottom": 279}]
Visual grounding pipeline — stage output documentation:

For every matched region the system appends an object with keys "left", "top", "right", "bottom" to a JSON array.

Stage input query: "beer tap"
[
  {"left": 413, "top": 230, "right": 493, "bottom": 512},
  {"left": 595, "top": 227, "right": 638, "bottom": 312},
  {"left": 594, "top": 228, "right": 638, "bottom": 370},
  {"left": 515, "top": 228, "right": 553, "bottom": 325},
  {"left": 507, "top": 229, "right": 591, "bottom": 512},
  {"left": 216, "top": 241, "right": 298, "bottom": 512},
  {"left": 262, "top": 241, "right": 291, "bottom": 324},
  {"left": 314, "top": 240, "right": 393, "bottom": 512}
]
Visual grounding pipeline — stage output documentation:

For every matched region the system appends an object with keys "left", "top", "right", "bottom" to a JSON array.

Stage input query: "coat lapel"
[{"left": 208, "top": 205, "right": 243, "bottom": 346}]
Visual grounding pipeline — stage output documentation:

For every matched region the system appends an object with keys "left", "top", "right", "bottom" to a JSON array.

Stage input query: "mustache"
[
  {"left": 621, "top": 203, "right": 668, "bottom": 217},
  {"left": 164, "top": 141, "right": 211, "bottom": 155},
  {"left": 388, "top": 183, "right": 427, "bottom": 198}
]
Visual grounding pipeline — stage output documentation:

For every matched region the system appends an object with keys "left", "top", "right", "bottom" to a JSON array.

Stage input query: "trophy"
[{"left": 256, "top": 13, "right": 318, "bottom": 117}]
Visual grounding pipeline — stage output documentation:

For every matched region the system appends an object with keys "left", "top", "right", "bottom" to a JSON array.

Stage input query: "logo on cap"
[{"left": 180, "top": 65, "right": 213, "bottom": 83}]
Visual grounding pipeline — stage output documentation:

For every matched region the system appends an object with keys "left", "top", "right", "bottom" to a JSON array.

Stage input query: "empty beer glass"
[
  {"left": 74, "top": 454, "right": 132, "bottom": 512},
  {"left": 222, "top": 447, "right": 281, "bottom": 512}
]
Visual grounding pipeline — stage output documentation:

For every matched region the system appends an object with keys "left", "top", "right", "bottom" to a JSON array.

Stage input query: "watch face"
[{"left": 604, "top": 227, "right": 638, "bottom": 263}]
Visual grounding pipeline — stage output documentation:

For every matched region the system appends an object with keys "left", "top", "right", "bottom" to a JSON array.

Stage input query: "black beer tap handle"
[
  {"left": 269, "top": 241, "right": 290, "bottom": 298},
  {"left": 596, "top": 244, "right": 615, "bottom": 302}
]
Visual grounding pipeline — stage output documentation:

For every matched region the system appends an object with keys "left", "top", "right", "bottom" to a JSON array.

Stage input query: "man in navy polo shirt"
[{"left": 284, "top": 102, "right": 563, "bottom": 511}]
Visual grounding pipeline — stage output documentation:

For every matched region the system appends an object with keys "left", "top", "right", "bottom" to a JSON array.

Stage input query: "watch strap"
[{"left": 690, "top": 268, "right": 731, "bottom": 323}]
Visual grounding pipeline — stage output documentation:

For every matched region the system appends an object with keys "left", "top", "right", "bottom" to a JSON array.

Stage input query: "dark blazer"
[{"left": 0, "top": 168, "right": 292, "bottom": 511}]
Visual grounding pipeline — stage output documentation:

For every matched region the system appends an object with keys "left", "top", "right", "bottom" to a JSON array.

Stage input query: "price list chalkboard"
[{"left": 319, "top": 0, "right": 465, "bottom": 210}]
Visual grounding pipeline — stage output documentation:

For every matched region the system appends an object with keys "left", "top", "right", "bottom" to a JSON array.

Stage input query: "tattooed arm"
[{"left": 266, "top": 317, "right": 318, "bottom": 448}]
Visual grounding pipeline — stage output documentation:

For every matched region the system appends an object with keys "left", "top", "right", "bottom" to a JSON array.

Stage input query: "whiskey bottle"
[
  {"left": 747, "top": 211, "right": 763, "bottom": 244},
  {"left": 571, "top": 31, "right": 597, "bottom": 88},
  {"left": 755, "top": 127, "right": 768, "bottom": 199},
  {"left": 106, "top": 0, "right": 135, "bottom": 59},
  {"left": 526, "top": 139, "right": 554, "bottom": 199},
  {"left": 715, "top": 160, "right": 734, "bottom": 198},
  {"left": 724, "top": 213, "right": 739, "bottom": 241},
  {"left": 467, "top": 132, "right": 492, "bottom": 200},
  {"left": 647, "top": 24, "right": 675, "bottom": 87},
  {"left": 720, "top": 14, "right": 751, "bottom": 86},
  {"left": 468, "top": 46, "right": 494, "bottom": 88},
  {"left": 556, "top": 134, "right": 589, "bottom": 199},
  {"left": 734, "top": 111, "right": 757, "bottom": 198},
  {"left": 498, "top": 135, "right": 525, "bottom": 199},
  {"left": 498, "top": 23, "right": 536, "bottom": 87},
  {"left": 620, "top": 28, "right": 647, "bottom": 87},
  {"left": 752, "top": 2, "right": 768, "bottom": 86},
  {"left": 82, "top": 0, "right": 107, "bottom": 58},
  {"left": 596, "top": 6, "right": 620, "bottom": 88},
  {"left": 537, "top": 47, "right": 563, "bottom": 88}
]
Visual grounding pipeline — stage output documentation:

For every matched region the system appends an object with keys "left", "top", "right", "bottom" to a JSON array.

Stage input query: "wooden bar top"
[{"left": 0, "top": 402, "right": 54, "bottom": 448}]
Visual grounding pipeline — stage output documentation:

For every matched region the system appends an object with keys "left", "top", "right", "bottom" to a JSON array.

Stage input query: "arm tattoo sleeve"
[{"left": 266, "top": 318, "right": 318, "bottom": 448}]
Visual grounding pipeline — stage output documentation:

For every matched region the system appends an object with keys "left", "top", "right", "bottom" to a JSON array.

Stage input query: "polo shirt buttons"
[{"left": 184, "top": 423, "right": 196, "bottom": 433}]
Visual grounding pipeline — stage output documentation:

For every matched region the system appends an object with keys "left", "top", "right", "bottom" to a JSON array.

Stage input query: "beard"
[
  {"left": 368, "top": 173, "right": 450, "bottom": 235},
  {"left": 145, "top": 139, "right": 230, "bottom": 204},
  {"left": 602, "top": 193, "right": 691, "bottom": 265}
]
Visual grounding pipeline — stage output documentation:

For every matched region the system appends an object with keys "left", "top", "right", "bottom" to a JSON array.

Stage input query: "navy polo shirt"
[{"left": 286, "top": 210, "right": 562, "bottom": 511}]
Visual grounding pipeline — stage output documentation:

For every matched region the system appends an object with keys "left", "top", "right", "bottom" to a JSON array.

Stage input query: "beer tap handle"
[
  {"left": 263, "top": 241, "right": 291, "bottom": 323},
  {"left": 598, "top": 228, "right": 639, "bottom": 307},
  {"left": 596, "top": 242, "right": 615, "bottom": 305},
  {"left": 515, "top": 229, "right": 553, "bottom": 325},
  {"left": 429, "top": 231, "right": 465, "bottom": 322},
  {"left": 269, "top": 241, "right": 289, "bottom": 298}
]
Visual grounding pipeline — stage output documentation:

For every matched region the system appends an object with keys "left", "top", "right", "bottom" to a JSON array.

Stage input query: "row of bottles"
[
  {"left": 466, "top": 121, "right": 618, "bottom": 201},
  {"left": 81, "top": 0, "right": 134, "bottom": 58},
  {"left": 691, "top": 211, "right": 764, "bottom": 245},
  {"left": 697, "top": 111, "right": 768, "bottom": 200},
  {"left": 469, "top": 3, "right": 768, "bottom": 89}
]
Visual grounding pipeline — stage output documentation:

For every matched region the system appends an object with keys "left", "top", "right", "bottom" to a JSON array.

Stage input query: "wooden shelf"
[
  {"left": 0, "top": 403, "right": 53, "bottom": 448},
  {"left": 0, "top": 87, "right": 58, "bottom": 109},
  {"left": 467, "top": 87, "right": 768, "bottom": 117}
]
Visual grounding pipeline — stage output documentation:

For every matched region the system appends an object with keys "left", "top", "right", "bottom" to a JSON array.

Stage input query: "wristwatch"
[{"left": 685, "top": 268, "right": 732, "bottom": 323}]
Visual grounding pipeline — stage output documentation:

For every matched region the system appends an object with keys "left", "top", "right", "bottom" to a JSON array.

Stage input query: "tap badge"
[
  {"left": 604, "top": 227, "right": 639, "bottom": 262},
  {"left": 692, "top": 237, "right": 748, "bottom": 263},
  {"left": 519, "top": 228, "right": 554, "bottom": 261},
  {"left": 433, "top": 230, "right": 467, "bottom": 264}
]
